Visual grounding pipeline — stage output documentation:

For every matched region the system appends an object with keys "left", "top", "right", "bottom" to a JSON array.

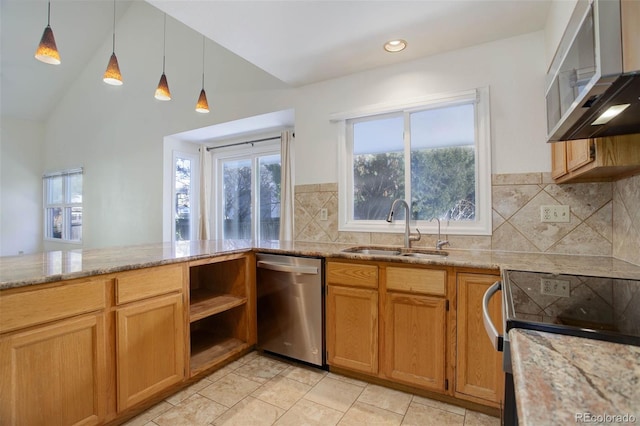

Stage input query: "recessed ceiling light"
[{"left": 384, "top": 39, "right": 407, "bottom": 53}]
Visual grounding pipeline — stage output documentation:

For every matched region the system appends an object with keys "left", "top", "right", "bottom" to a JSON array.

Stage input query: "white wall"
[
  {"left": 293, "top": 30, "right": 548, "bottom": 184},
  {"left": 0, "top": 117, "right": 44, "bottom": 256}
]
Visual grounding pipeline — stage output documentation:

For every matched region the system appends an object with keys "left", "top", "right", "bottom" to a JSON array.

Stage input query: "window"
[
  {"left": 172, "top": 152, "right": 199, "bottom": 241},
  {"left": 213, "top": 141, "right": 281, "bottom": 241},
  {"left": 43, "top": 168, "right": 83, "bottom": 242},
  {"left": 336, "top": 88, "right": 491, "bottom": 235}
]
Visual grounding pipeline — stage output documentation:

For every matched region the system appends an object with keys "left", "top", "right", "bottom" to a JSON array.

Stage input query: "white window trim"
[
  {"left": 211, "top": 140, "right": 281, "bottom": 240},
  {"left": 335, "top": 87, "right": 492, "bottom": 236},
  {"left": 43, "top": 167, "right": 83, "bottom": 244}
]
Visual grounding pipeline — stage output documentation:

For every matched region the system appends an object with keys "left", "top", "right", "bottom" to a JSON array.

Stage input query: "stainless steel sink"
[
  {"left": 342, "top": 246, "right": 448, "bottom": 258},
  {"left": 342, "top": 247, "right": 402, "bottom": 256}
]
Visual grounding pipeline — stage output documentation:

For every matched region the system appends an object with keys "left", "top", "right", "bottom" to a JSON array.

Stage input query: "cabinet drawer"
[
  {"left": 386, "top": 267, "right": 446, "bottom": 296},
  {"left": 116, "top": 265, "right": 184, "bottom": 305},
  {"left": 327, "top": 262, "right": 378, "bottom": 288},
  {"left": 0, "top": 279, "right": 106, "bottom": 333}
]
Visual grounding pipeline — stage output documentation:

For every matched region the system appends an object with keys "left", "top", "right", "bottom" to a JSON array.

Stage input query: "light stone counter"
[
  {"left": 510, "top": 329, "right": 640, "bottom": 425},
  {"left": 2, "top": 240, "right": 640, "bottom": 290}
]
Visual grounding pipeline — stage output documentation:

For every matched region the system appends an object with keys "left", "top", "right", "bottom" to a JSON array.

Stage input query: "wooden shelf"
[
  {"left": 189, "top": 330, "right": 249, "bottom": 376},
  {"left": 189, "top": 290, "right": 247, "bottom": 323}
]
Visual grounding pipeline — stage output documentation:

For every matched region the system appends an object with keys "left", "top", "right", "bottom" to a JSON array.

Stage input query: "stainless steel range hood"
[{"left": 546, "top": 0, "right": 640, "bottom": 142}]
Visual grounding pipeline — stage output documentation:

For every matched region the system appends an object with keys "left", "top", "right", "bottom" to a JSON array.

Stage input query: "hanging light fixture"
[
  {"left": 195, "top": 36, "right": 209, "bottom": 113},
  {"left": 35, "top": 1, "right": 61, "bottom": 65},
  {"left": 154, "top": 14, "right": 171, "bottom": 100},
  {"left": 103, "top": 0, "right": 123, "bottom": 85}
]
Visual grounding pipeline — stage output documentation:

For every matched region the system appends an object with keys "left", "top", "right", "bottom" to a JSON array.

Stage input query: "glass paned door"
[
  {"left": 174, "top": 156, "right": 192, "bottom": 241},
  {"left": 222, "top": 159, "right": 252, "bottom": 239},
  {"left": 258, "top": 154, "right": 281, "bottom": 240}
]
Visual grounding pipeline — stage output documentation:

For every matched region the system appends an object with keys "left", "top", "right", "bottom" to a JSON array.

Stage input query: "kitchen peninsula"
[{"left": 1, "top": 241, "right": 639, "bottom": 425}]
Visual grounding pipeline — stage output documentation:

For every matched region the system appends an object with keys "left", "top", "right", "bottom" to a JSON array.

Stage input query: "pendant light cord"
[
  {"left": 162, "top": 14, "right": 167, "bottom": 73},
  {"left": 47, "top": 1, "right": 51, "bottom": 26},
  {"left": 111, "top": 0, "right": 116, "bottom": 54},
  {"left": 201, "top": 35, "right": 205, "bottom": 88}
]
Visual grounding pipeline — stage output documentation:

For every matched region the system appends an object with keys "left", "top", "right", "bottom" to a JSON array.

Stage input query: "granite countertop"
[
  {"left": 2, "top": 240, "right": 640, "bottom": 290},
  {"left": 510, "top": 329, "right": 640, "bottom": 425}
]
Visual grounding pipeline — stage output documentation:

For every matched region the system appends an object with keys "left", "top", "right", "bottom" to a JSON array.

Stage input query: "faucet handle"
[
  {"left": 410, "top": 228, "right": 421, "bottom": 242},
  {"left": 436, "top": 239, "right": 450, "bottom": 250}
]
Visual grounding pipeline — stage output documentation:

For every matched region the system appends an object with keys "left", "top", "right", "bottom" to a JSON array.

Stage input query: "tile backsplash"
[{"left": 294, "top": 173, "right": 639, "bottom": 265}]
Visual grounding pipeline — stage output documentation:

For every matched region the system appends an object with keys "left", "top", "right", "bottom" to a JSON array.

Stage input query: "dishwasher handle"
[
  {"left": 483, "top": 281, "right": 504, "bottom": 352},
  {"left": 257, "top": 260, "right": 319, "bottom": 275}
]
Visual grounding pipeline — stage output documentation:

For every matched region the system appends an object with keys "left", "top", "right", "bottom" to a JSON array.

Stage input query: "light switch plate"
[
  {"left": 319, "top": 208, "right": 328, "bottom": 221},
  {"left": 540, "top": 205, "right": 570, "bottom": 223}
]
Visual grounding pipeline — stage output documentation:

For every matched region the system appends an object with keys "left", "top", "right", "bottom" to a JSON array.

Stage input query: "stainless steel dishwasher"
[{"left": 256, "top": 253, "right": 324, "bottom": 367}]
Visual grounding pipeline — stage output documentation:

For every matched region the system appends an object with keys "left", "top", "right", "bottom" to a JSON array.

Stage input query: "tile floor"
[{"left": 123, "top": 351, "right": 500, "bottom": 426}]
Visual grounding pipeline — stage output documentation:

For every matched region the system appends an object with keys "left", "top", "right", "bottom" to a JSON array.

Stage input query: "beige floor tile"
[
  {"left": 464, "top": 410, "right": 500, "bottom": 426},
  {"left": 326, "top": 372, "right": 368, "bottom": 387},
  {"left": 234, "top": 355, "right": 290, "bottom": 383},
  {"left": 153, "top": 394, "right": 227, "bottom": 426},
  {"left": 212, "top": 396, "right": 285, "bottom": 426},
  {"left": 252, "top": 375, "right": 312, "bottom": 410},
  {"left": 121, "top": 401, "right": 173, "bottom": 426},
  {"left": 205, "top": 363, "right": 238, "bottom": 383},
  {"left": 411, "top": 395, "right": 466, "bottom": 415},
  {"left": 357, "top": 384, "right": 412, "bottom": 415},
  {"left": 279, "top": 364, "right": 327, "bottom": 386},
  {"left": 165, "top": 378, "right": 212, "bottom": 405},
  {"left": 274, "top": 398, "right": 344, "bottom": 426},
  {"left": 402, "top": 401, "right": 465, "bottom": 426},
  {"left": 198, "top": 372, "right": 262, "bottom": 408},
  {"left": 338, "top": 401, "right": 403, "bottom": 426},
  {"left": 304, "top": 376, "right": 364, "bottom": 412}
]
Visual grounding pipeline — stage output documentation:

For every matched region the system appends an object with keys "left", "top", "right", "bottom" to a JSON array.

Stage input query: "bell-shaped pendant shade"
[
  {"left": 195, "top": 89, "right": 210, "bottom": 113},
  {"left": 154, "top": 73, "right": 171, "bottom": 101},
  {"left": 35, "top": 25, "right": 61, "bottom": 65},
  {"left": 103, "top": 52, "right": 123, "bottom": 86}
]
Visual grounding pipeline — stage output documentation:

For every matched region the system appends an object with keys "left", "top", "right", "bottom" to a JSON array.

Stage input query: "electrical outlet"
[
  {"left": 540, "top": 278, "right": 571, "bottom": 297},
  {"left": 320, "top": 208, "right": 328, "bottom": 221},
  {"left": 540, "top": 205, "right": 570, "bottom": 223}
]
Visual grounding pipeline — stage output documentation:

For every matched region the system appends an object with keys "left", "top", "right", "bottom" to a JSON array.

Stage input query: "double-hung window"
[
  {"left": 212, "top": 141, "right": 281, "bottom": 241},
  {"left": 336, "top": 88, "right": 491, "bottom": 235},
  {"left": 43, "top": 168, "right": 83, "bottom": 242}
]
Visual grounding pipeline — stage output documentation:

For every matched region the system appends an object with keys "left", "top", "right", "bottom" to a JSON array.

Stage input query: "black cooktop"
[{"left": 502, "top": 270, "right": 640, "bottom": 347}]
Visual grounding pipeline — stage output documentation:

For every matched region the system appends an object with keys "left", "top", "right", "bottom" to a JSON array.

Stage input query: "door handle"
[
  {"left": 482, "top": 281, "right": 503, "bottom": 352},
  {"left": 257, "top": 260, "right": 318, "bottom": 275}
]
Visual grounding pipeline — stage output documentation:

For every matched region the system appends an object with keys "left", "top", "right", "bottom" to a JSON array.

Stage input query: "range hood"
[{"left": 546, "top": 0, "right": 640, "bottom": 142}]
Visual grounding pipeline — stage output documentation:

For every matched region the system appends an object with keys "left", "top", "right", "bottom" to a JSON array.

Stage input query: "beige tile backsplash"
[{"left": 294, "top": 173, "right": 640, "bottom": 265}]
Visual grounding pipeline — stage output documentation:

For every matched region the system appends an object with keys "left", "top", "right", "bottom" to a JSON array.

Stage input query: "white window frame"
[
  {"left": 212, "top": 140, "right": 281, "bottom": 241},
  {"left": 43, "top": 167, "right": 83, "bottom": 244},
  {"left": 171, "top": 151, "right": 200, "bottom": 242},
  {"left": 332, "top": 87, "right": 492, "bottom": 236}
]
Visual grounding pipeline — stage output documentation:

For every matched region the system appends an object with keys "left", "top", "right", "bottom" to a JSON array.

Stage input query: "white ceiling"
[{"left": 0, "top": 0, "right": 551, "bottom": 122}]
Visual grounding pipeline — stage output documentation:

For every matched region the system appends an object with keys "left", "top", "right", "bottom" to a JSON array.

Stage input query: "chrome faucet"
[
  {"left": 433, "top": 218, "right": 450, "bottom": 250},
  {"left": 386, "top": 199, "right": 421, "bottom": 248}
]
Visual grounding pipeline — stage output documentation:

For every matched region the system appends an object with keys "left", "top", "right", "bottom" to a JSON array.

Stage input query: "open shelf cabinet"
[{"left": 188, "top": 253, "right": 255, "bottom": 377}]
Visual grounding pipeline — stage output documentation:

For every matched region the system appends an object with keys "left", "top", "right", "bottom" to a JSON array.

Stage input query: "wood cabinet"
[
  {"left": 550, "top": 134, "right": 640, "bottom": 183},
  {"left": 383, "top": 292, "right": 447, "bottom": 391},
  {"left": 0, "top": 278, "right": 108, "bottom": 425},
  {"left": 326, "top": 261, "right": 378, "bottom": 374},
  {"left": 455, "top": 272, "right": 503, "bottom": 407},
  {"left": 188, "top": 253, "right": 256, "bottom": 376}
]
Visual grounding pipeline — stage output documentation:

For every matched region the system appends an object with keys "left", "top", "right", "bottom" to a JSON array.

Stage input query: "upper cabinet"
[
  {"left": 550, "top": 134, "right": 640, "bottom": 183},
  {"left": 622, "top": 0, "right": 640, "bottom": 73}
]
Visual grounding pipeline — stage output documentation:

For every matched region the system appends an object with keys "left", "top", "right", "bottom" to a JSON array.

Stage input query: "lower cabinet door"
[
  {"left": 0, "top": 313, "right": 107, "bottom": 425},
  {"left": 326, "top": 285, "right": 378, "bottom": 374},
  {"left": 116, "top": 292, "right": 185, "bottom": 410},
  {"left": 384, "top": 293, "right": 447, "bottom": 392},
  {"left": 455, "top": 273, "right": 504, "bottom": 406}
]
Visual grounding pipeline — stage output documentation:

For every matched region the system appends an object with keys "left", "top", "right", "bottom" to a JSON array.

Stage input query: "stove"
[{"left": 483, "top": 269, "right": 640, "bottom": 425}]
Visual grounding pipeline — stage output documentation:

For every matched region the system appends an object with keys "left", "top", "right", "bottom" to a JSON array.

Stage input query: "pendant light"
[
  {"left": 154, "top": 14, "right": 171, "bottom": 101},
  {"left": 103, "top": 0, "right": 123, "bottom": 85},
  {"left": 35, "top": 1, "right": 61, "bottom": 65},
  {"left": 195, "top": 36, "right": 210, "bottom": 113}
]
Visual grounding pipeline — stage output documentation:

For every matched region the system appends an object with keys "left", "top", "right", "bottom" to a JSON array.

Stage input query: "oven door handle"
[{"left": 482, "top": 281, "right": 504, "bottom": 352}]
